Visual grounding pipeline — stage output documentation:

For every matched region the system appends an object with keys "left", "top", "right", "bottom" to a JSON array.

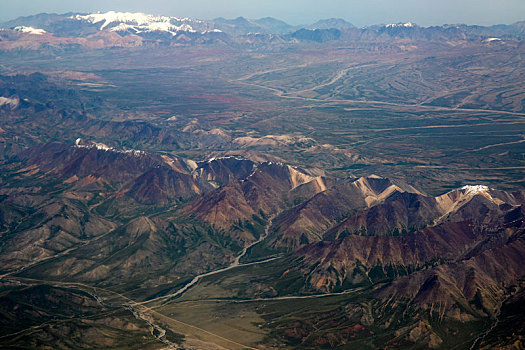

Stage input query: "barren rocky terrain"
[{"left": 0, "top": 11, "right": 523, "bottom": 349}]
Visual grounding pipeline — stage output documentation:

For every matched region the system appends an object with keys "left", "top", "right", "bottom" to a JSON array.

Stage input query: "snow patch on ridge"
[
  {"left": 109, "top": 23, "right": 139, "bottom": 33},
  {"left": 385, "top": 22, "right": 415, "bottom": 28},
  {"left": 205, "top": 156, "right": 245, "bottom": 163},
  {"left": 0, "top": 96, "right": 20, "bottom": 109},
  {"left": 75, "top": 138, "right": 145, "bottom": 156},
  {"left": 434, "top": 184, "right": 496, "bottom": 225},
  {"left": 72, "top": 11, "right": 197, "bottom": 34},
  {"left": 461, "top": 185, "right": 490, "bottom": 194},
  {"left": 203, "top": 29, "right": 223, "bottom": 33},
  {"left": 75, "top": 138, "right": 111, "bottom": 151},
  {"left": 73, "top": 11, "right": 173, "bottom": 30},
  {"left": 14, "top": 26, "right": 47, "bottom": 35}
]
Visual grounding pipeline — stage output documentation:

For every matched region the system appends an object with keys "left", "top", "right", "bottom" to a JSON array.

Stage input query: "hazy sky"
[{"left": 1, "top": 0, "right": 524, "bottom": 26}]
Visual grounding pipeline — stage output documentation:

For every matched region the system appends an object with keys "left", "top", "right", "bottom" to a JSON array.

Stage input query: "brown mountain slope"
[
  {"left": 324, "top": 187, "right": 525, "bottom": 239},
  {"left": 294, "top": 187, "right": 525, "bottom": 288},
  {"left": 129, "top": 167, "right": 207, "bottom": 205},
  {"left": 17, "top": 141, "right": 210, "bottom": 204},
  {"left": 267, "top": 176, "right": 405, "bottom": 249},
  {"left": 375, "top": 227, "right": 525, "bottom": 319},
  {"left": 194, "top": 156, "right": 257, "bottom": 186},
  {"left": 290, "top": 190, "right": 525, "bottom": 324},
  {"left": 185, "top": 162, "right": 325, "bottom": 228},
  {"left": 298, "top": 221, "right": 487, "bottom": 291},
  {"left": 0, "top": 198, "right": 116, "bottom": 274},
  {"left": 20, "top": 141, "right": 162, "bottom": 184},
  {"left": 21, "top": 216, "right": 234, "bottom": 289},
  {"left": 324, "top": 191, "right": 443, "bottom": 239}
]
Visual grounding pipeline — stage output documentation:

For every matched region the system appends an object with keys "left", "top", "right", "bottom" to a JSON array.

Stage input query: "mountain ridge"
[
  {"left": 2, "top": 138, "right": 524, "bottom": 349},
  {"left": 1, "top": 11, "right": 523, "bottom": 50}
]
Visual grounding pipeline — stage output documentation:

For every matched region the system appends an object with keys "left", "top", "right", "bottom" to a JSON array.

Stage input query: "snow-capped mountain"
[
  {"left": 385, "top": 22, "right": 416, "bottom": 28},
  {"left": 71, "top": 11, "right": 213, "bottom": 35},
  {"left": 13, "top": 26, "right": 47, "bottom": 35},
  {"left": 1, "top": 11, "right": 524, "bottom": 49}
]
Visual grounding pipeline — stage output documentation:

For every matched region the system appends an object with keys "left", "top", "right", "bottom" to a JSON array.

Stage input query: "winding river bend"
[
  {"left": 120, "top": 217, "right": 277, "bottom": 348},
  {"left": 141, "top": 217, "right": 277, "bottom": 305}
]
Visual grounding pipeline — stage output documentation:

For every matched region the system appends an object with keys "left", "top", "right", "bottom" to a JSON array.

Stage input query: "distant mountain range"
[{"left": 0, "top": 11, "right": 524, "bottom": 49}]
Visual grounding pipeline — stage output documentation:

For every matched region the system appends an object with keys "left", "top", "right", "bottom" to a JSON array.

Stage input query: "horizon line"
[{"left": 1, "top": 11, "right": 523, "bottom": 28}]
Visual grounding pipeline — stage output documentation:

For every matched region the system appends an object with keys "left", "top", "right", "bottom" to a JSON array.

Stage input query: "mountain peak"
[
  {"left": 73, "top": 11, "right": 171, "bottom": 30},
  {"left": 460, "top": 184, "right": 490, "bottom": 194},
  {"left": 384, "top": 22, "right": 417, "bottom": 28},
  {"left": 309, "top": 18, "right": 355, "bottom": 29},
  {"left": 75, "top": 138, "right": 145, "bottom": 156},
  {"left": 13, "top": 26, "right": 47, "bottom": 35},
  {"left": 13, "top": 25, "right": 47, "bottom": 35},
  {"left": 71, "top": 11, "right": 198, "bottom": 34}
]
